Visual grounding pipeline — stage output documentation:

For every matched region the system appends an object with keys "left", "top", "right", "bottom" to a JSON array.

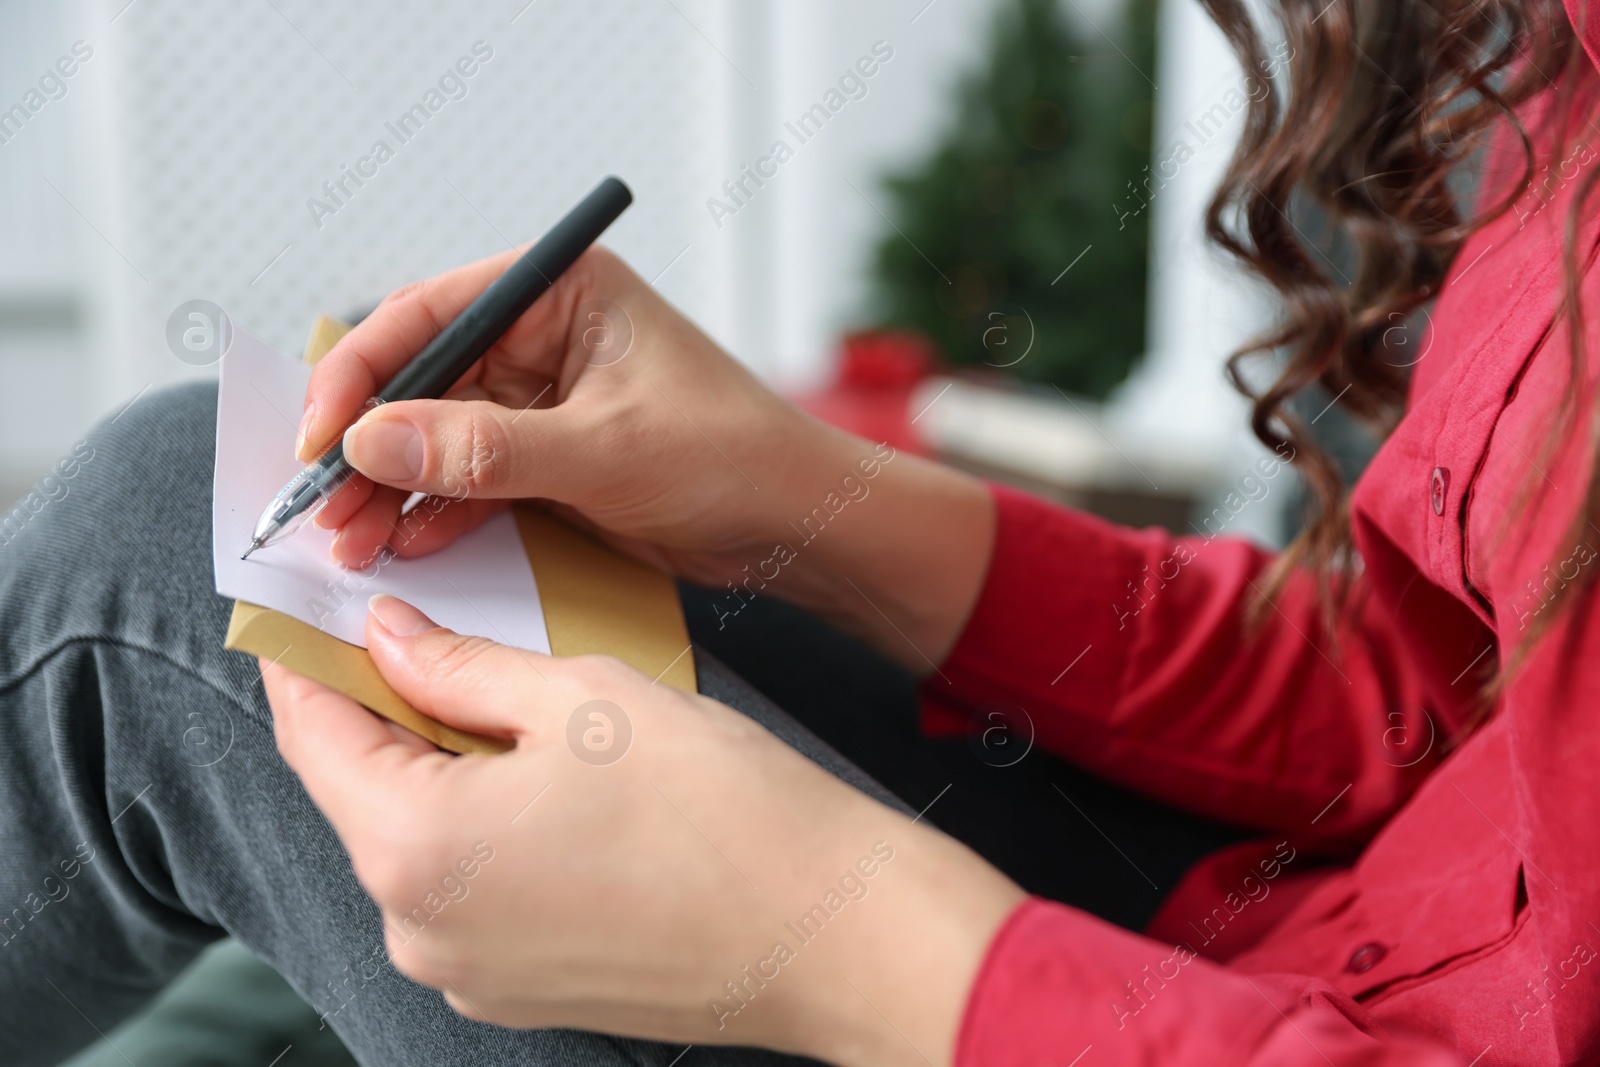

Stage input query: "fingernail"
[
  {"left": 368, "top": 594, "right": 437, "bottom": 637},
  {"left": 345, "top": 418, "right": 424, "bottom": 483},
  {"left": 295, "top": 403, "right": 317, "bottom": 460}
]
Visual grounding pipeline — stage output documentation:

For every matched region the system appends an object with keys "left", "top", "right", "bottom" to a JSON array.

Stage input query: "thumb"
[
  {"left": 364, "top": 594, "right": 552, "bottom": 742},
  {"left": 261, "top": 659, "right": 438, "bottom": 835},
  {"left": 342, "top": 398, "right": 576, "bottom": 500}
]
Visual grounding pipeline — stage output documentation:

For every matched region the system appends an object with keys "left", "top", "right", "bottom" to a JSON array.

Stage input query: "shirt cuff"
[
  {"left": 955, "top": 898, "right": 1351, "bottom": 1066},
  {"left": 919, "top": 482, "right": 1150, "bottom": 737},
  {"left": 956, "top": 897, "right": 1172, "bottom": 1065}
]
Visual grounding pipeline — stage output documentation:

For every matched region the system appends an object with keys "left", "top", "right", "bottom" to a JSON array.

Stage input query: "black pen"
[{"left": 241, "top": 176, "right": 633, "bottom": 560}]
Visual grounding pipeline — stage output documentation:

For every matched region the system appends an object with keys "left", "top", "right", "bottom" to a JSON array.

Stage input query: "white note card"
[{"left": 211, "top": 327, "right": 551, "bottom": 653}]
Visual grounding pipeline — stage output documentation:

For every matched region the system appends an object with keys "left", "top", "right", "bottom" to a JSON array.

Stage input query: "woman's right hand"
[
  {"left": 302, "top": 246, "right": 828, "bottom": 581},
  {"left": 300, "top": 245, "right": 996, "bottom": 671}
]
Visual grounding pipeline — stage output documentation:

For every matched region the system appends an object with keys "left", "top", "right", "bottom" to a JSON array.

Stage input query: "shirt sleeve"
[
  {"left": 921, "top": 483, "right": 1443, "bottom": 841},
  {"left": 956, "top": 898, "right": 1466, "bottom": 1066}
]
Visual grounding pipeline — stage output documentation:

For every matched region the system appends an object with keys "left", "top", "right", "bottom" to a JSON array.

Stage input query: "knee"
[
  {"left": 0, "top": 381, "right": 218, "bottom": 571},
  {"left": 0, "top": 381, "right": 237, "bottom": 689},
  {"left": 82, "top": 382, "right": 220, "bottom": 488}
]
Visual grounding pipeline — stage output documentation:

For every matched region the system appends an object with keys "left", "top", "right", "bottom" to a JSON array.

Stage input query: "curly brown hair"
[{"left": 1197, "top": 0, "right": 1600, "bottom": 665}]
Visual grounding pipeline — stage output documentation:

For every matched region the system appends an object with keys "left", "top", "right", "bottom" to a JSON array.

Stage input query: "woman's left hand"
[{"left": 262, "top": 594, "right": 1024, "bottom": 1067}]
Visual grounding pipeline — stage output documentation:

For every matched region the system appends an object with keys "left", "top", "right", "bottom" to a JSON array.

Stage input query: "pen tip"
[{"left": 240, "top": 542, "right": 259, "bottom": 561}]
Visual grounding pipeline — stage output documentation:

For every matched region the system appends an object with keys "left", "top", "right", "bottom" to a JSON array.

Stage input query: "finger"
[
  {"left": 329, "top": 485, "right": 410, "bottom": 569},
  {"left": 341, "top": 398, "right": 585, "bottom": 501},
  {"left": 313, "top": 472, "right": 375, "bottom": 530},
  {"left": 298, "top": 247, "right": 527, "bottom": 462},
  {"left": 299, "top": 245, "right": 639, "bottom": 463},
  {"left": 261, "top": 658, "right": 440, "bottom": 830},
  {"left": 383, "top": 719, "right": 441, "bottom": 754},
  {"left": 442, "top": 987, "right": 492, "bottom": 1023},
  {"left": 386, "top": 497, "right": 508, "bottom": 559},
  {"left": 364, "top": 595, "right": 557, "bottom": 740}
]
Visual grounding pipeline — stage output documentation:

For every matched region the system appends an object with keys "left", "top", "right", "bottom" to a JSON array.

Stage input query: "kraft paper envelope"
[{"left": 224, "top": 315, "right": 696, "bottom": 754}]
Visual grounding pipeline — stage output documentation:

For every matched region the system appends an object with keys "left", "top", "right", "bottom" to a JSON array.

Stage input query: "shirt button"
[
  {"left": 1346, "top": 942, "right": 1388, "bottom": 974},
  {"left": 1430, "top": 467, "right": 1449, "bottom": 516}
]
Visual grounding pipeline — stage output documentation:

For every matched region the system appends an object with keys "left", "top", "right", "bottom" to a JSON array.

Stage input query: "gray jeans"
[{"left": 0, "top": 383, "right": 906, "bottom": 1067}]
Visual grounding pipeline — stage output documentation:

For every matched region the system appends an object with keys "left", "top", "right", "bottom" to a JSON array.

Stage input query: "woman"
[{"left": 5, "top": 0, "right": 1599, "bottom": 1063}]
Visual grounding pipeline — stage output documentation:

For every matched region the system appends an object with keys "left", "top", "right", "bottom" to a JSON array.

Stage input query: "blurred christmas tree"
[{"left": 868, "top": 0, "right": 1157, "bottom": 398}]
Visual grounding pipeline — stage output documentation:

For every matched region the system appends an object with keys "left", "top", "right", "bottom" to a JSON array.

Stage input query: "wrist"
[
  {"left": 776, "top": 425, "right": 995, "bottom": 673},
  {"left": 790, "top": 819, "right": 1025, "bottom": 1067}
]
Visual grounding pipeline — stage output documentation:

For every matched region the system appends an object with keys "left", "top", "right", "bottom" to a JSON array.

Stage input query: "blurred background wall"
[{"left": 0, "top": 0, "right": 1285, "bottom": 544}]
